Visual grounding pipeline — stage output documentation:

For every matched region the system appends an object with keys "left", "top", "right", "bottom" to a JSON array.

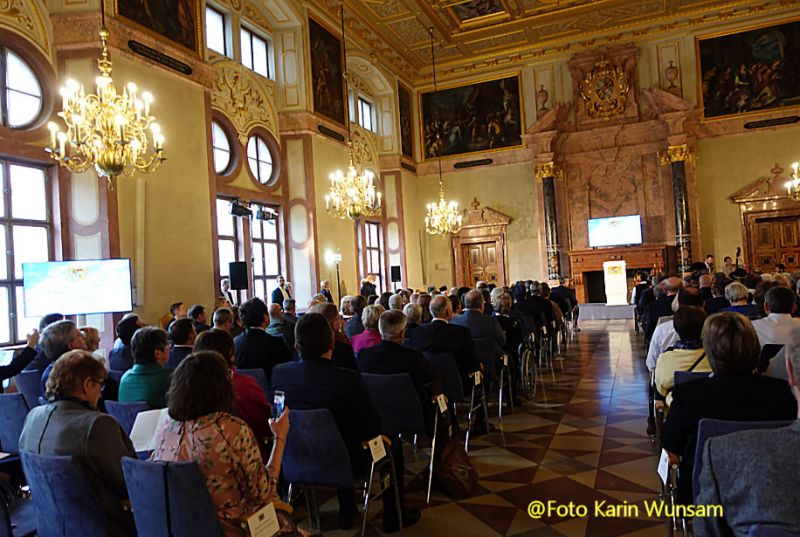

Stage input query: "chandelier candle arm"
[{"left": 784, "top": 162, "right": 800, "bottom": 200}]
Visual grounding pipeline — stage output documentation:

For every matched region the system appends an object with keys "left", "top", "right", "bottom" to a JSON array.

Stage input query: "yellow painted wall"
[
  {"left": 696, "top": 128, "right": 800, "bottom": 262},
  {"left": 311, "top": 136, "right": 360, "bottom": 297},
  {"left": 406, "top": 162, "right": 544, "bottom": 288},
  {"left": 114, "top": 56, "right": 215, "bottom": 325},
  {"left": 400, "top": 169, "right": 424, "bottom": 287}
]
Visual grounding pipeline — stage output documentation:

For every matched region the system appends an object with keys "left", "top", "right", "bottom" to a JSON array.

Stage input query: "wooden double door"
[
  {"left": 750, "top": 215, "right": 800, "bottom": 271},
  {"left": 463, "top": 241, "right": 501, "bottom": 285}
]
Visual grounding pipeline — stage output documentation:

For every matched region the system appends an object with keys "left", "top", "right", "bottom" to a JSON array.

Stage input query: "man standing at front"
[{"left": 270, "top": 274, "right": 292, "bottom": 305}]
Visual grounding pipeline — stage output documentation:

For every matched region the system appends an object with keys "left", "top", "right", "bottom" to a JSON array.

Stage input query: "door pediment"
[{"left": 730, "top": 163, "right": 792, "bottom": 205}]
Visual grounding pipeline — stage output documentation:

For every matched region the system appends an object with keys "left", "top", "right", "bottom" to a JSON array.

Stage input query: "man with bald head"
[
  {"left": 644, "top": 276, "right": 683, "bottom": 342},
  {"left": 451, "top": 289, "right": 506, "bottom": 363},
  {"left": 266, "top": 302, "right": 294, "bottom": 350},
  {"left": 698, "top": 273, "right": 713, "bottom": 301}
]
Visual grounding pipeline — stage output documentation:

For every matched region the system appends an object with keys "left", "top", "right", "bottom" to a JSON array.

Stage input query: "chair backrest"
[
  {"left": 424, "top": 352, "right": 464, "bottom": 403},
  {"left": 674, "top": 370, "right": 710, "bottom": 386},
  {"left": 20, "top": 451, "right": 107, "bottom": 537},
  {"left": 105, "top": 400, "right": 150, "bottom": 436},
  {"left": 236, "top": 368, "right": 270, "bottom": 396},
  {"left": 473, "top": 338, "right": 496, "bottom": 377},
  {"left": 748, "top": 525, "right": 800, "bottom": 537},
  {"left": 0, "top": 394, "right": 28, "bottom": 454},
  {"left": 121, "top": 457, "right": 224, "bottom": 537},
  {"left": 759, "top": 344, "right": 785, "bottom": 373},
  {"left": 108, "top": 369, "right": 126, "bottom": 384},
  {"left": 282, "top": 409, "right": 353, "bottom": 489},
  {"left": 693, "top": 418, "right": 794, "bottom": 501},
  {"left": 361, "top": 373, "right": 426, "bottom": 437},
  {"left": 13, "top": 371, "right": 42, "bottom": 409}
]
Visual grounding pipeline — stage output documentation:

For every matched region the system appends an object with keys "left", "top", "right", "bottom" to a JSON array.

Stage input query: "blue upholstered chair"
[
  {"left": 107, "top": 369, "right": 125, "bottom": 385},
  {"left": 20, "top": 452, "right": 107, "bottom": 537},
  {"left": 12, "top": 372, "right": 41, "bottom": 410},
  {"left": 693, "top": 418, "right": 794, "bottom": 501},
  {"left": 749, "top": 525, "right": 800, "bottom": 537},
  {"left": 236, "top": 368, "right": 270, "bottom": 397},
  {"left": 362, "top": 373, "right": 437, "bottom": 502},
  {"left": 105, "top": 400, "right": 150, "bottom": 436},
  {"left": 0, "top": 394, "right": 29, "bottom": 455},
  {"left": 282, "top": 408, "right": 401, "bottom": 537},
  {"left": 0, "top": 471, "right": 35, "bottom": 537},
  {"left": 121, "top": 458, "right": 224, "bottom": 537}
]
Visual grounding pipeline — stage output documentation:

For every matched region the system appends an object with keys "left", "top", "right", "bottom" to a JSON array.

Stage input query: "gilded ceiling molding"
[
  {"left": 211, "top": 58, "right": 279, "bottom": 145},
  {"left": 351, "top": 124, "right": 379, "bottom": 173},
  {"left": 0, "top": 0, "right": 50, "bottom": 57}
]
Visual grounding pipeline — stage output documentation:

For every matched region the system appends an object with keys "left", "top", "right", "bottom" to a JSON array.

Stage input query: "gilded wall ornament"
[
  {"left": 658, "top": 144, "right": 693, "bottom": 166},
  {"left": 0, "top": 0, "right": 49, "bottom": 54},
  {"left": 350, "top": 124, "right": 379, "bottom": 172},
  {"left": 579, "top": 60, "right": 630, "bottom": 120},
  {"left": 211, "top": 60, "right": 278, "bottom": 145},
  {"left": 534, "top": 161, "right": 562, "bottom": 182}
]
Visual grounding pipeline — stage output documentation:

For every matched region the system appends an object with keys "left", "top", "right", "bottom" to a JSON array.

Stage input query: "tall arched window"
[
  {"left": 246, "top": 134, "right": 274, "bottom": 185},
  {"left": 211, "top": 121, "right": 232, "bottom": 174},
  {"left": 1, "top": 46, "right": 43, "bottom": 128}
]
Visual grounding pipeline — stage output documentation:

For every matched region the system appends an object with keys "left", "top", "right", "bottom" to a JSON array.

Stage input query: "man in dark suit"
[
  {"left": 345, "top": 295, "right": 367, "bottom": 339},
  {"left": 188, "top": 304, "right": 211, "bottom": 334},
  {"left": 661, "top": 312, "right": 797, "bottom": 504},
  {"left": 309, "top": 302, "right": 357, "bottom": 370},
  {"left": 698, "top": 273, "right": 713, "bottom": 301},
  {"left": 234, "top": 298, "right": 291, "bottom": 382},
  {"left": 694, "top": 332, "right": 800, "bottom": 536},
  {"left": 108, "top": 314, "right": 143, "bottom": 372},
  {"left": 520, "top": 282, "right": 555, "bottom": 336},
  {"left": 22, "top": 313, "right": 64, "bottom": 375},
  {"left": 270, "top": 274, "right": 291, "bottom": 305},
  {"left": 644, "top": 277, "right": 682, "bottom": 342},
  {"left": 320, "top": 279, "right": 334, "bottom": 303},
  {"left": 0, "top": 330, "right": 39, "bottom": 391},
  {"left": 271, "top": 313, "right": 420, "bottom": 532},
  {"left": 451, "top": 290, "right": 506, "bottom": 363},
  {"left": 167, "top": 318, "right": 195, "bottom": 369}
]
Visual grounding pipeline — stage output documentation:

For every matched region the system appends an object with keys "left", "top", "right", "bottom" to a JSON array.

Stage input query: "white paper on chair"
[
  {"left": 657, "top": 449, "right": 670, "bottom": 485},
  {"left": 0, "top": 452, "right": 9, "bottom": 460},
  {"left": 129, "top": 408, "right": 170, "bottom": 452},
  {"left": 246, "top": 503, "right": 279, "bottom": 537}
]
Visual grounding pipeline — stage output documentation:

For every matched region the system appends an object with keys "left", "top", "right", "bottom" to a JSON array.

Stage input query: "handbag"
[{"left": 433, "top": 438, "right": 478, "bottom": 499}]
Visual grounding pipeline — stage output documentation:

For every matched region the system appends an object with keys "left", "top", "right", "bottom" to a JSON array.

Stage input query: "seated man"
[
  {"left": 19, "top": 350, "right": 137, "bottom": 537},
  {"left": 661, "top": 312, "right": 797, "bottom": 504},
  {"left": 108, "top": 314, "right": 143, "bottom": 371},
  {"left": 0, "top": 330, "right": 39, "bottom": 391},
  {"left": 309, "top": 302, "right": 357, "bottom": 370},
  {"left": 23, "top": 313, "right": 64, "bottom": 374},
  {"left": 266, "top": 303, "right": 294, "bottom": 350},
  {"left": 345, "top": 295, "right": 367, "bottom": 339},
  {"left": 212, "top": 307, "right": 234, "bottom": 333},
  {"left": 167, "top": 318, "right": 196, "bottom": 369},
  {"left": 282, "top": 298, "right": 299, "bottom": 329},
  {"left": 118, "top": 327, "right": 172, "bottom": 408},
  {"left": 39, "top": 320, "right": 88, "bottom": 393},
  {"left": 451, "top": 289, "right": 506, "bottom": 367},
  {"left": 645, "top": 277, "right": 683, "bottom": 342},
  {"left": 694, "top": 327, "right": 800, "bottom": 536},
  {"left": 271, "top": 314, "right": 420, "bottom": 532},
  {"left": 705, "top": 273, "right": 732, "bottom": 315},
  {"left": 234, "top": 298, "right": 291, "bottom": 382},
  {"left": 654, "top": 306, "right": 711, "bottom": 407},
  {"left": 753, "top": 286, "right": 800, "bottom": 348},
  {"left": 188, "top": 304, "right": 211, "bottom": 334}
]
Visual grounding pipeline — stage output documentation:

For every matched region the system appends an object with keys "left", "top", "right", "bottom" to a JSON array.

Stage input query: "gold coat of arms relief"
[{"left": 579, "top": 60, "right": 630, "bottom": 120}]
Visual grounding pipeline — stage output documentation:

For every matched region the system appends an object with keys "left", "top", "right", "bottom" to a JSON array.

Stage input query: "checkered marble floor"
[{"left": 305, "top": 320, "right": 667, "bottom": 537}]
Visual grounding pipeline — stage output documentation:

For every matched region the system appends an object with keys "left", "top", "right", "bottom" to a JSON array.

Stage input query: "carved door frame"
[{"left": 451, "top": 199, "right": 512, "bottom": 288}]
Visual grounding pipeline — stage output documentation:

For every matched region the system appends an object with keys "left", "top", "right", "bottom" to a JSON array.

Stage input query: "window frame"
[
  {"left": 357, "top": 219, "right": 386, "bottom": 295},
  {"left": 245, "top": 131, "right": 278, "bottom": 187},
  {"left": 0, "top": 158, "right": 54, "bottom": 346},
  {"left": 0, "top": 44, "right": 44, "bottom": 130},
  {"left": 211, "top": 119, "right": 234, "bottom": 175},
  {"left": 249, "top": 208, "right": 282, "bottom": 301},
  {"left": 205, "top": 4, "right": 229, "bottom": 57},
  {"left": 240, "top": 24, "right": 271, "bottom": 79},
  {"left": 357, "top": 96, "right": 375, "bottom": 133},
  {"left": 215, "top": 196, "right": 244, "bottom": 304}
]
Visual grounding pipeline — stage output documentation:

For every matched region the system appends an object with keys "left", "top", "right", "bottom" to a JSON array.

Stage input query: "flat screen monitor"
[
  {"left": 22, "top": 259, "right": 133, "bottom": 317},
  {"left": 587, "top": 215, "right": 643, "bottom": 248}
]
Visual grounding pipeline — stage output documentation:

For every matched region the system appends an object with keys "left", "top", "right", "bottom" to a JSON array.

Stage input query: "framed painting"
[
  {"left": 420, "top": 73, "right": 523, "bottom": 160},
  {"left": 398, "top": 82, "right": 413, "bottom": 159},
  {"left": 115, "top": 0, "right": 201, "bottom": 56},
  {"left": 697, "top": 18, "right": 800, "bottom": 120},
  {"left": 308, "top": 16, "right": 345, "bottom": 125}
]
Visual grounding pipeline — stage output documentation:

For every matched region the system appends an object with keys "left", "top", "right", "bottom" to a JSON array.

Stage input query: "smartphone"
[{"left": 272, "top": 390, "right": 285, "bottom": 419}]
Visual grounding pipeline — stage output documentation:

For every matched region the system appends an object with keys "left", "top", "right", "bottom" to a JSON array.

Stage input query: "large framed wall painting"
[
  {"left": 115, "top": 0, "right": 201, "bottom": 56},
  {"left": 420, "top": 74, "right": 523, "bottom": 159},
  {"left": 308, "top": 16, "right": 345, "bottom": 125},
  {"left": 697, "top": 19, "right": 800, "bottom": 120},
  {"left": 398, "top": 82, "right": 414, "bottom": 159}
]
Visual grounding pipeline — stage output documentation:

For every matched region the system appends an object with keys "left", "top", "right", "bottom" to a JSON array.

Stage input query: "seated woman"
[
  {"left": 151, "top": 351, "right": 290, "bottom": 537},
  {"left": 721, "top": 281, "right": 761, "bottom": 319},
  {"left": 19, "top": 350, "right": 137, "bottom": 537},
  {"left": 351, "top": 304, "right": 385, "bottom": 354},
  {"left": 118, "top": 327, "right": 172, "bottom": 409},
  {"left": 403, "top": 303, "right": 423, "bottom": 339},
  {"left": 661, "top": 312, "right": 797, "bottom": 504},
  {"left": 654, "top": 306, "right": 712, "bottom": 408},
  {"left": 193, "top": 329, "right": 272, "bottom": 460}
]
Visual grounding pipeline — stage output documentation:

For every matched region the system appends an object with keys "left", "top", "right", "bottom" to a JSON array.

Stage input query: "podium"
[{"left": 603, "top": 261, "right": 627, "bottom": 306}]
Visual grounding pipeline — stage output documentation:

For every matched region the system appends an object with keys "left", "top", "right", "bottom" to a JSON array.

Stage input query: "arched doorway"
[{"left": 451, "top": 198, "right": 512, "bottom": 287}]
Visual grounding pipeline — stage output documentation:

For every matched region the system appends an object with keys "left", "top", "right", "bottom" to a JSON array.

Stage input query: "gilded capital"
[
  {"left": 658, "top": 144, "right": 693, "bottom": 166},
  {"left": 535, "top": 161, "right": 562, "bottom": 182}
]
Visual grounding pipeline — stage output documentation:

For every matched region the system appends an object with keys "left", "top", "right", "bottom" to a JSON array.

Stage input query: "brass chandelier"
[
  {"left": 784, "top": 162, "right": 800, "bottom": 201},
  {"left": 46, "top": 4, "right": 164, "bottom": 187},
  {"left": 424, "top": 28, "right": 462, "bottom": 236},
  {"left": 324, "top": 1, "right": 381, "bottom": 221}
]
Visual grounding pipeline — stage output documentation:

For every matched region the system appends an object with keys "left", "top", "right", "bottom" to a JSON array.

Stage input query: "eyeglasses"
[{"left": 88, "top": 378, "right": 107, "bottom": 389}]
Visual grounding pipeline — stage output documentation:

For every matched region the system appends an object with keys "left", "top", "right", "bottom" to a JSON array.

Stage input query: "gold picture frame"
[
  {"left": 114, "top": 0, "right": 202, "bottom": 58},
  {"left": 307, "top": 14, "right": 347, "bottom": 126}
]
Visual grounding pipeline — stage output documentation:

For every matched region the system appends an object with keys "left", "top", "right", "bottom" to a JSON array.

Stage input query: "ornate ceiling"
[{"left": 312, "top": 0, "right": 795, "bottom": 83}]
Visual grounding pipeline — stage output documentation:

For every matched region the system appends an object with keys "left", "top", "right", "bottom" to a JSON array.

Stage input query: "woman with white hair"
[
  {"left": 351, "top": 304, "right": 385, "bottom": 354},
  {"left": 721, "top": 281, "right": 760, "bottom": 319}
]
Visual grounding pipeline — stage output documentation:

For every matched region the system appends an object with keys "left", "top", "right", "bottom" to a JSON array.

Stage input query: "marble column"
[
  {"left": 660, "top": 144, "right": 693, "bottom": 274},
  {"left": 536, "top": 161, "right": 561, "bottom": 280}
]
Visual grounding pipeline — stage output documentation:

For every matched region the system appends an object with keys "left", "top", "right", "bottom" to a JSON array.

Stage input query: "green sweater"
[{"left": 118, "top": 363, "right": 172, "bottom": 409}]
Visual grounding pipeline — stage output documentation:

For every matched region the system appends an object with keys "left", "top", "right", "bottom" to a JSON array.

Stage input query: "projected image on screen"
[
  {"left": 23, "top": 259, "right": 133, "bottom": 317},
  {"left": 588, "top": 215, "right": 643, "bottom": 248}
]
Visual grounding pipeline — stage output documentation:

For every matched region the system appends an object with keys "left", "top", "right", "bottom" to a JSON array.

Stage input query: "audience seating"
[
  {"left": 108, "top": 370, "right": 125, "bottom": 385},
  {"left": 12, "top": 372, "right": 41, "bottom": 410},
  {"left": 121, "top": 457, "right": 224, "bottom": 537},
  {"left": 281, "top": 408, "right": 402, "bottom": 537},
  {"left": 362, "top": 373, "right": 438, "bottom": 503},
  {"left": 692, "top": 418, "right": 794, "bottom": 502},
  {"left": 105, "top": 400, "right": 150, "bottom": 436},
  {"left": 236, "top": 368, "right": 270, "bottom": 397},
  {"left": 20, "top": 452, "right": 107, "bottom": 537},
  {"left": 36, "top": 397, "right": 47, "bottom": 406},
  {"left": 749, "top": 525, "right": 800, "bottom": 537},
  {"left": 474, "top": 338, "right": 514, "bottom": 421},
  {"left": 0, "top": 474, "right": 35, "bottom": 537},
  {"left": 0, "top": 394, "right": 29, "bottom": 456}
]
